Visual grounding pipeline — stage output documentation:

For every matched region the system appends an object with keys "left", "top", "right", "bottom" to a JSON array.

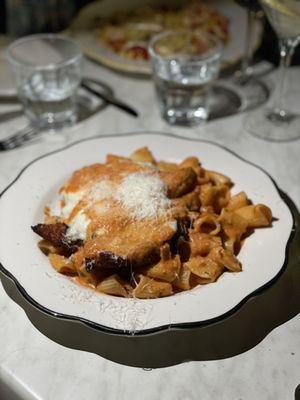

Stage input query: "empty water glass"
[
  {"left": 7, "top": 34, "right": 82, "bottom": 130},
  {"left": 149, "top": 30, "right": 222, "bottom": 126}
]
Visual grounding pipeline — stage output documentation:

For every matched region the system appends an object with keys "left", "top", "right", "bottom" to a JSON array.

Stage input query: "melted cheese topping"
[
  {"left": 66, "top": 211, "right": 90, "bottom": 241},
  {"left": 61, "top": 191, "right": 85, "bottom": 218},
  {"left": 48, "top": 199, "right": 62, "bottom": 217},
  {"left": 48, "top": 160, "right": 176, "bottom": 242}
]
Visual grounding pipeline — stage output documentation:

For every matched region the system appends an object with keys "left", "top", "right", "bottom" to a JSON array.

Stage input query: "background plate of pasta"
[
  {"left": 67, "top": 0, "right": 263, "bottom": 74},
  {"left": 0, "top": 133, "right": 294, "bottom": 333}
]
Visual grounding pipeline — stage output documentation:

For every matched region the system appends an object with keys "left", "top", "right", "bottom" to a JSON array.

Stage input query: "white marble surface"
[{"left": 0, "top": 56, "right": 300, "bottom": 400}]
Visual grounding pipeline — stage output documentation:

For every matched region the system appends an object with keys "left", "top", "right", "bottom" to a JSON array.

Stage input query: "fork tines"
[{"left": 0, "top": 126, "right": 38, "bottom": 151}]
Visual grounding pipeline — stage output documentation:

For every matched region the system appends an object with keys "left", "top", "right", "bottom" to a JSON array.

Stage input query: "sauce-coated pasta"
[{"left": 32, "top": 147, "right": 273, "bottom": 299}]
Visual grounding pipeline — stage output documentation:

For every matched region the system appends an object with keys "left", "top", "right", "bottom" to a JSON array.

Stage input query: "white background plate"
[
  {"left": 68, "top": 0, "right": 263, "bottom": 74},
  {"left": 0, "top": 133, "right": 293, "bottom": 333}
]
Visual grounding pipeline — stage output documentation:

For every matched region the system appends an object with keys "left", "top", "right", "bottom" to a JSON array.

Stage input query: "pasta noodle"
[
  {"left": 32, "top": 147, "right": 273, "bottom": 299},
  {"left": 185, "top": 256, "right": 223, "bottom": 283},
  {"left": 48, "top": 254, "right": 77, "bottom": 276},
  {"left": 193, "top": 213, "right": 221, "bottom": 235},
  {"left": 133, "top": 275, "right": 173, "bottom": 299},
  {"left": 234, "top": 204, "right": 273, "bottom": 228},
  {"left": 129, "top": 147, "right": 156, "bottom": 164},
  {"left": 226, "top": 191, "right": 249, "bottom": 211},
  {"left": 97, "top": 274, "right": 132, "bottom": 297},
  {"left": 173, "top": 265, "right": 192, "bottom": 291},
  {"left": 145, "top": 244, "right": 181, "bottom": 282},
  {"left": 189, "top": 232, "right": 222, "bottom": 257}
]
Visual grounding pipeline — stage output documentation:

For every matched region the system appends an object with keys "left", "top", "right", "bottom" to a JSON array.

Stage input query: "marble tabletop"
[{"left": 0, "top": 55, "right": 300, "bottom": 400}]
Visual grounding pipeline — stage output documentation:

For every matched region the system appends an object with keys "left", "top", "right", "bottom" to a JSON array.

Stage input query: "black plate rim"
[{"left": 0, "top": 131, "right": 296, "bottom": 337}]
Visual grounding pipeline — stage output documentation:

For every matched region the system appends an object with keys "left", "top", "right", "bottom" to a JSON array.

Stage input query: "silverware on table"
[
  {"left": 81, "top": 78, "right": 139, "bottom": 118},
  {"left": 0, "top": 78, "right": 140, "bottom": 121},
  {"left": 0, "top": 80, "right": 119, "bottom": 151},
  {"left": 0, "top": 125, "right": 39, "bottom": 151}
]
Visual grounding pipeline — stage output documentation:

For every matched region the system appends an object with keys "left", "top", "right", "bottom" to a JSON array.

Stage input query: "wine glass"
[
  {"left": 245, "top": 0, "right": 300, "bottom": 141},
  {"left": 234, "top": 0, "right": 262, "bottom": 81},
  {"left": 233, "top": 1, "right": 270, "bottom": 109}
]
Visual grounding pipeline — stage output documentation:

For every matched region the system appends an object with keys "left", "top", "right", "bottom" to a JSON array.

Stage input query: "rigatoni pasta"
[{"left": 32, "top": 147, "right": 273, "bottom": 299}]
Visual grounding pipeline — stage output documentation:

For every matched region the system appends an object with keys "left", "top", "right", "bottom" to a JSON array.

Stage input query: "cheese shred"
[{"left": 115, "top": 172, "right": 171, "bottom": 219}]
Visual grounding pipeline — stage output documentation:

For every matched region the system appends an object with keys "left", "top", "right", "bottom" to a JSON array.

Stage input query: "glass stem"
[
  {"left": 241, "top": 10, "right": 256, "bottom": 77},
  {"left": 270, "top": 38, "right": 295, "bottom": 118}
]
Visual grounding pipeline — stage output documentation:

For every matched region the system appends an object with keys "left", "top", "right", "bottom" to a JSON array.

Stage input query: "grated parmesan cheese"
[{"left": 115, "top": 172, "right": 171, "bottom": 219}]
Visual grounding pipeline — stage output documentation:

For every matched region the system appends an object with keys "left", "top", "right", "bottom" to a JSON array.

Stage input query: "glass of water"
[
  {"left": 149, "top": 30, "right": 222, "bottom": 126},
  {"left": 7, "top": 34, "right": 82, "bottom": 130}
]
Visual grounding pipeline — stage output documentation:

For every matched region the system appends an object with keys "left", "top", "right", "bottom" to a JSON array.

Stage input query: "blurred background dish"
[{"left": 67, "top": 0, "right": 264, "bottom": 75}]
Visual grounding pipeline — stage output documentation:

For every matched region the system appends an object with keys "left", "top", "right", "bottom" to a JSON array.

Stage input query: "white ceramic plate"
[
  {"left": 68, "top": 0, "right": 263, "bottom": 74},
  {"left": 0, "top": 133, "right": 293, "bottom": 333}
]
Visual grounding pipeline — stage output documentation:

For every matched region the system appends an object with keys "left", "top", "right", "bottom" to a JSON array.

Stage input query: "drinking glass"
[
  {"left": 234, "top": 0, "right": 262, "bottom": 81},
  {"left": 232, "top": 1, "right": 270, "bottom": 110},
  {"left": 245, "top": 0, "right": 300, "bottom": 141},
  {"left": 7, "top": 34, "right": 82, "bottom": 130},
  {"left": 149, "top": 30, "right": 222, "bottom": 126}
]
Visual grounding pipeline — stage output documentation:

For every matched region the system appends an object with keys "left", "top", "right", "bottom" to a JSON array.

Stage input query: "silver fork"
[{"left": 0, "top": 125, "right": 40, "bottom": 151}]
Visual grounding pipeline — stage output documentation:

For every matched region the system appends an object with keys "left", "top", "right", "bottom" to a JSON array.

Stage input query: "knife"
[{"left": 81, "top": 79, "right": 139, "bottom": 118}]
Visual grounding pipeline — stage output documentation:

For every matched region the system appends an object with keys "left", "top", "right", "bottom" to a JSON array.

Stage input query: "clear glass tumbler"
[
  {"left": 7, "top": 34, "right": 82, "bottom": 130},
  {"left": 149, "top": 30, "right": 222, "bottom": 126}
]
